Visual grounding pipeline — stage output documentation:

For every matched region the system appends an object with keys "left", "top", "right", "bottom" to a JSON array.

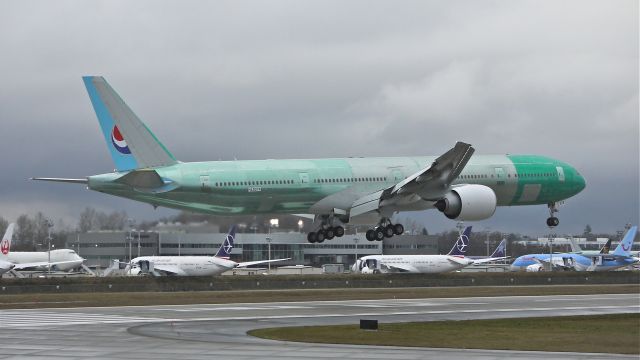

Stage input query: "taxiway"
[{"left": 0, "top": 293, "right": 637, "bottom": 359}]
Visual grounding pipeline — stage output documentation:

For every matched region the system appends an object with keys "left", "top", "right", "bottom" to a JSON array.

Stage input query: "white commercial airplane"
[
  {"left": 0, "top": 223, "right": 85, "bottom": 275},
  {"left": 124, "top": 226, "right": 289, "bottom": 276},
  {"left": 352, "top": 226, "right": 507, "bottom": 274}
]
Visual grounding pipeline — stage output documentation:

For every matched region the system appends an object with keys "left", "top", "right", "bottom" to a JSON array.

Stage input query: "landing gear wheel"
[
  {"left": 366, "top": 229, "right": 375, "bottom": 241},
  {"left": 307, "top": 232, "right": 317, "bottom": 243},
  {"left": 393, "top": 223, "right": 404, "bottom": 235},
  {"left": 383, "top": 225, "right": 395, "bottom": 238},
  {"left": 325, "top": 228, "right": 335, "bottom": 240},
  {"left": 374, "top": 228, "right": 385, "bottom": 241},
  {"left": 316, "top": 230, "right": 326, "bottom": 243},
  {"left": 546, "top": 217, "right": 559, "bottom": 227},
  {"left": 334, "top": 226, "right": 345, "bottom": 237}
]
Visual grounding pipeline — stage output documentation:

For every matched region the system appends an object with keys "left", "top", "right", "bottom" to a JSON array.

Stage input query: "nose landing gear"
[{"left": 546, "top": 202, "right": 560, "bottom": 227}]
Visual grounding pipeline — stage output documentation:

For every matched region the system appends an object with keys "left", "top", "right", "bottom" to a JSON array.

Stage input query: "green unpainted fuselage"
[{"left": 88, "top": 154, "right": 585, "bottom": 218}]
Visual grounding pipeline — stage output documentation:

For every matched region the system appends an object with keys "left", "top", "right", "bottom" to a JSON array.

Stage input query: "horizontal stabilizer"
[
  {"left": 30, "top": 178, "right": 88, "bottom": 184},
  {"left": 115, "top": 169, "right": 178, "bottom": 194}
]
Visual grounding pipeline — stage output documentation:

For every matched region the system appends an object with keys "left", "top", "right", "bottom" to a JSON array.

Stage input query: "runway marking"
[
  {"left": 5, "top": 292, "right": 636, "bottom": 311},
  {"left": 0, "top": 311, "right": 167, "bottom": 328},
  {"left": 170, "top": 305, "right": 311, "bottom": 312},
  {"left": 1, "top": 304, "right": 637, "bottom": 329}
]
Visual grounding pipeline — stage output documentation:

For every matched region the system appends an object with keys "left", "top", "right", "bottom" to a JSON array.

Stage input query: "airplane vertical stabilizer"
[
  {"left": 447, "top": 226, "right": 472, "bottom": 256},
  {"left": 490, "top": 239, "right": 507, "bottom": 258},
  {"left": 215, "top": 225, "right": 237, "bottom": 259},
  {"left": 82, "top": 76, "right": 178, "bottom": 171},
  {"left": 612, "top": 226, "right": 637, "bottom": 257},
  {"left": 0, "top": 223, "right": 15, "bottom": 259}
]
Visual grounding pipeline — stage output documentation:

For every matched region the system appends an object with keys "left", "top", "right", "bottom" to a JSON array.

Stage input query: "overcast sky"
[{"left": 0, "top": 0, "right": 637, "bottom": 235}]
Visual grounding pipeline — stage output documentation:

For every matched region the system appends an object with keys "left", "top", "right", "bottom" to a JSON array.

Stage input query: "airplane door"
[
  {"left": 298, "top": 173, "right": 309, "bottom": 188},
  {"left": 494, "top": 168, "right": 505, "bottom": 185},
  {"left": 392, "top": 169, "right": 404, "bottom": 182},
  {"left": 556, "top": 166, "right": 565, "bottom": 182},
  {"left": 200, "top": 175, "right": 211, "bottom": 192}
]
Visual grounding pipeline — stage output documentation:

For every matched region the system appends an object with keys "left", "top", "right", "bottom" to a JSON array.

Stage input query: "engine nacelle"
[
  {"left": 526, "top": 264, "right": 544, "bottom": 272},
  {"left": 434, "top": 184, "right": 497, "bottom": 221}
]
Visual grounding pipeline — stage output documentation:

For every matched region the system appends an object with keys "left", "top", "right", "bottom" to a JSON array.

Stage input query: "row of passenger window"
[
  {"left": 457, "top": 172, "right": 556, "bottom": 180},
  {"left": 314, "top": 177, "right": 387, "bottom": 183},
  {"left": 215, "top": 179, "right": 295, "bottom": 187},
  {"left": 215, "top": 171, "right": 557, "bottom": 188}
]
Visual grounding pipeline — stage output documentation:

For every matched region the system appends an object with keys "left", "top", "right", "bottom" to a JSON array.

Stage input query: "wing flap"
[{"left": 349, "top": 142, "right": 474, "bottom": 222}]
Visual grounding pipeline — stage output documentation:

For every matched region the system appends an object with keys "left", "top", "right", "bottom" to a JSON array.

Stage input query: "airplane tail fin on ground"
[
  {"left": 599, "top": 239, "right": 612, "bottom": 254},
  {"left": 1, "top": 223, "right": 14, "bottom": 258},
  {"left": 612, "top": 226, "right": 637, "bottom": 257},
  {"left": 215, "top": 225, "right": 237, "bottom": 259},
  {"left": 82, "top": 76, "right": 178, "bottom": 172},
  {"left": 569, "top": 237, "right": 582, "bottom": 253},
  {"left": 490, "top": 239, "right": 507, "bottom": 258},
  {"left": 447, "top": 226, "right": 472, "bottom": 256}
]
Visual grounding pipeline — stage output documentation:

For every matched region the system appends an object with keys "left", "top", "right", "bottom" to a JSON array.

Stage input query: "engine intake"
[{"left": 435, "top": 184, "right": 497, "bottom": 221}]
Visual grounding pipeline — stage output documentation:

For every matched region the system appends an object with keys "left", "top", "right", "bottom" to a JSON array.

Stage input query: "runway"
[{"left": 0, "top": 293, "right": 637, "bottom": 359}]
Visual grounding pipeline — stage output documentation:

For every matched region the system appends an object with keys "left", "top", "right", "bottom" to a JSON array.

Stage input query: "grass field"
[
  {"left": 249, "top": 313, "right": 640, "bottom": 354},
  {"left": 0, "top": 284, "right": 637, "bottom": 309}
]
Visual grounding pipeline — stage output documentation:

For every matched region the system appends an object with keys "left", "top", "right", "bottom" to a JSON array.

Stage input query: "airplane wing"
[
  {"left": 472, "top": 256, "right": 510, "bottom": 265},
  {"left": 152, "top": 264, "right": 188, "bottom": 276},
  {"left": 532, "top": 257, "right": 574, "bottom": 270},
  {"left": 349, "top": 142, "right": 474, "bottom": 221},
  {"left": 446, "top": 256, "right": 473, "bottom": 267},
  {"left": 12, "top": 260, "right": 83, "bottom": 270},
  {"left": 236, "top": 258, "right": 290, "bottom": 268},
  {"left": 380, "top": 263, "right": 418, "bottom": 273}
]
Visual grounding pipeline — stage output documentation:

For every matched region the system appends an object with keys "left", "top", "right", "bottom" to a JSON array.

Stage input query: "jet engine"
[
  {"left": 526, "top": 264, "right": 544, "bottom": 272},
  {"left": 434, "top": 184, "right": 497, "bottom": 221}
]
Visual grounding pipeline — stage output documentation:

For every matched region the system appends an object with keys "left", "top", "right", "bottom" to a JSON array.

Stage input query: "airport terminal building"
[{"left": 69, "top": 229, "right": 438, "bottom": 269}]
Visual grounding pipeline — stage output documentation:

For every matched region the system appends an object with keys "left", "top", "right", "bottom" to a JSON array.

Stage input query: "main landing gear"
[
  {"left": 307, "top": 225, "right": 345, "bottom": 243},
  {"left": 546, "top": 202, "right": 560, "bottom": 228},
  {"left": 365, "top": 219, "right": 404, "bottom": 242}
]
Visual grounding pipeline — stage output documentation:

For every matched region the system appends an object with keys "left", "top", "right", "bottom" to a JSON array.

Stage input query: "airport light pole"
[
  {"left": 45, "top": 219, "right": 53, "bottom": 276},
  {"left": 137, "top": 230, "right": 141, "bottom": 258},
  {"left": 266, "top": 236, "right": 272, "bottom": 274},
  {"left": 76, "top": 233, "right": 80, "bottom": 257},
  {"left": 548, "top": 233, "right": 556, "bottom": 271},
  {"left": 354, "top": 236, "right": 359, "bottom": 264},
  {"left": 484, "top": 227, "right": 491, "bottom": 257},
  {"left": 127, "top": 218, "right": 135, "bottom": 263}
]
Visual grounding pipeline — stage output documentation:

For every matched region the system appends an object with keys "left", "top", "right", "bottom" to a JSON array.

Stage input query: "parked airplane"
[
  {"left": 583, "top": 226, "right": 638, "bottom": 272},
  {"left": 0, "top": 223, "right": 85, "bottom": 275},
  {"left": 510, "top": 226, "right": 638, "bottom": 272},
  {"left": 352, "top": 226, "right": 506, "bottom": 274},
  {"left": 33, "top": 77, "right": 585, "bottom": 243},
  {"left": 568, "top": 238, "right": 611, "bottom": 256},
  {"left": 124, "top": 225, "right": 288, "bottom": 276}
]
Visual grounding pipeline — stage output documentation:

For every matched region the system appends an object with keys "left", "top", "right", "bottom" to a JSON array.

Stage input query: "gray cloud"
[{"left": 0, "top": 0, "right": 637, "bottom": 235}]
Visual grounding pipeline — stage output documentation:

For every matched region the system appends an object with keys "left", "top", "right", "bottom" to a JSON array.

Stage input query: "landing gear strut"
[
  {"left": 365, "top": 219, "right": 404, "bottom": 241},
  {"left": 546, "top": 202, "right": 560, "bottom": 228}
]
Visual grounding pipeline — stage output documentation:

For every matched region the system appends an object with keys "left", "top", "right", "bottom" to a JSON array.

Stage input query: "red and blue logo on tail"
[{"left": 111, "top": 126, "right": 131, "bottom": 154}]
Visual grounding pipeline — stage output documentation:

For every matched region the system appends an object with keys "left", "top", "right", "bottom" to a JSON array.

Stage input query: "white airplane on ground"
[
  {"left": 352, "top": 226, "right": 507, "bottom": 274},
  {"left": 568, "top": 238, "right": 611, "bottom": 256},
  {"left": 124, "top": 226, "right": 289, "bottom": 276},
  {"left": 0, "top": 223, "right": 85, "bottom": 275}
]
